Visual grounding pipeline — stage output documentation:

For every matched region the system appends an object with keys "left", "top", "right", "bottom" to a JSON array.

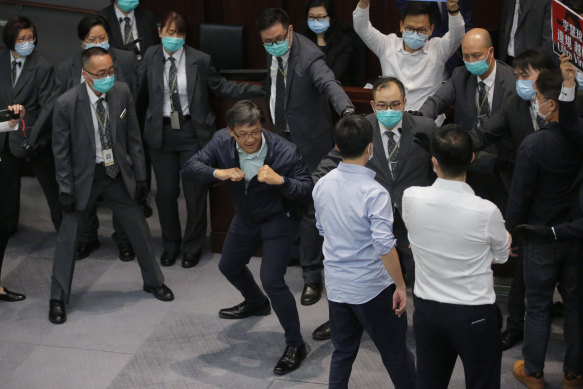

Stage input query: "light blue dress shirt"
[
  {"left": 313, "top": 162, "right": 396, "bottom": 304},
  {"left": 235, "top": 133, "right": 268, "bottom": 185}
]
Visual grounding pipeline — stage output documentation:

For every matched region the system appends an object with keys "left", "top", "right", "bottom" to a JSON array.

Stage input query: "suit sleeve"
[
  {"left": 554, "top": 180, "right": 583, "bottom": 240},
  {"left": 308, "top": 54, "right": 353, "bottom": 115},
  {"left": 312, "top": 148, "right": 341, "bottom": 184},
  {"left": 29, "top": 62, "right": 56, "bottom": 147},
  {"left": 124, "top": 91, "right": 147, "bottom": 181},
  {"left": 278, "top": 147, "right": 315, "bottom": 205},
  {"left": 505, "top": 139, "right": 538, "bottom": 231},
  {"left": 558, "top": 99, "right": 583, "bottom": 149},
  {"left": 468, "top": 106, "right": 510, "bottom": 151},
  {"left": 52, "top": 98, "right": 73, "bottom": 195},
  {"left": 205, "top": 57, "right": 265, "bottom": 99},
  {"left": 419, "top": 77, "right": 456, "bottom": 119},
  {"left": 182, "top": 136, "right": 221, "bottom": 183}
]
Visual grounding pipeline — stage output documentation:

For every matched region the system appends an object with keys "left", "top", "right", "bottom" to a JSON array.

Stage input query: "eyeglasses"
[
  {"left": 263, "top": 30, "right": 289, "bottom": 46},
  {"left": 84, "top": 68, "right": 116, "bottom": 78},
  {"left": 403, "top": 26, "right": 428, "bottom": 35},
  {"left": 233, "top": 129, "right": 262, "bottom": 139},
  {"left": 307, "top": 15, "right": 329, "bottom": 21},
  {"left": 15, "top": 36, "right": 35, "bottom": 44},
  {"left": 375, "top": 102, "right": 403, "bottom": 111}
]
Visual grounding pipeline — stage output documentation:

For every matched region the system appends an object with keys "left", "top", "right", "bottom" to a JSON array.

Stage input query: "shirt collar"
[
  {"left": 273, "top": 50, "right": 290, "bottom": 65},
  {"left": 115, "top": 6, "right": 135, "bottom": 23},
  {"left": 10, "top": 50, "right": 25, "bottom": 65},
  {"left": 337, "top": 161, "right": 376, "bottom": 178},
  {"left": 235, "top": 132, "right": 267, "bottom": 158},
  {"left": 163, "top": 46, "right": 184, "bottom": 62},
  {"left": 432, "top": 177, "right": 475, "bottom": 195},
  {"left": 85, "top": 83, "right": 106, "bottom": 104},
  {"left": 477, "top": 60, "right": 497, "bottom": 89}
]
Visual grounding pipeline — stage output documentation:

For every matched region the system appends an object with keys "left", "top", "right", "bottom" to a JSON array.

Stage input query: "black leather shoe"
[
  {"left": 143, "top": 284, "right": 174, "bottom": 301},
  {"left": 75, "top": 240, "right": 100, "bottom": 260},
  {"left": 502, "top": 330, "right": 523, "bottom": 351},
  {"left": 0, "top": 288, "right": 26, "bottom": 302},
  {"left": 118, "top": 243, "right": 135, "bottom": 262},
  {"left": 219, "top": 298, "right": 271, "bottom": 319},
  {"left": 160, "top": 251, "right": 179, "bottom": 267},
  {"left": 312, "top": 320, "right": 331, "bottom": 341},
  {"left": 301, "top": 282, "right": 322, "bottom": 306},
  {"left": 142, "top": 202, "right": 153, "bottom": 218},
  {"left": 49, "top": 299, "right": 66, "bottom": 324},
  {"left": 182, "top": 251, "right": 201, "bottom": 268},
  {"left": 273, "top": 344, "right": 307, "bottom": 375}
]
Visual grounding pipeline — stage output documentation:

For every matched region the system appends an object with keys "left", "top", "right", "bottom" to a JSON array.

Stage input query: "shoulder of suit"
[
  {"left": 185, "top": 46, "right": 210, "bottom": 62},
  {"left": 295, "top": 33, "right": 323, "bottom": 57},
  {"left": 143, "top": 44, "right": 161, "bottom": 60},
  {"left": 30, "top": 51, "right": 52, "bottom": 70},
  {"left": 404, "top": 112, "right": 435, "bottom": 131},
  {"left": 495, "top": 60, "right": 517, "bottom": 82},
  {"left": 56, "top": 56, "right": 74, "bottom": 72},
  {"left": 56, "top": 83, "right": 83, "bottom": 105},
  {"left": 111, "top": 47, "right": 135, "bottom": 63}
]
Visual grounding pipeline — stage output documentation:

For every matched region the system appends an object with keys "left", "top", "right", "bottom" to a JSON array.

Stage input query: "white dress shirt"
[
  {"left": 114, "top": 6, "right": 140, "bottom": 51},
  {"left": 507, "top": 0, "right": 521, "bottom": 57},
  {"left": 162, "top": 46, "right": 190, "bottom": 117},
  {"left": 10, "top": 51, "right": 26, "bottom": 85},
  {"left": 353, "top": 5, "right": 465, "bottom": 110},
  {"left": 402, "top": 178, "right": 510, "bottom": 305},
  {"left": 86, "top": 84, "right": 107, "bottom": 163},
  {"left": 269, "top": 50, "right": 290, "bottom": 130}
]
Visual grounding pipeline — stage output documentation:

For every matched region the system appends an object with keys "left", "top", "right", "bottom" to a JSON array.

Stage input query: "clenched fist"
[
  {"left": 215, "top": 167, "right": 245, "bottom": 182},
  {"left": 257, "top": 165, "right": 283, "bottom": 185}
]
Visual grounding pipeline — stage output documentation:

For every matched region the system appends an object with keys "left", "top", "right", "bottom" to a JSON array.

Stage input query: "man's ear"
[
  {"left": 428, "top": 24, "right": 435, "bottom": 38},
  {"left": 471, "top": 152, "right": 476, "bottom": 164},
  {"left": 370, "top": 100, "right": 376, "bottom": 112},
  {"left": 431, "top": 156, "right": 439, "bottom": 172}
]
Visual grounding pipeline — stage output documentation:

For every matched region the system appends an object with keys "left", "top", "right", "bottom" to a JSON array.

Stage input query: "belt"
[{"left": 162, "top": 114, "right": 191, "bottom": 125}]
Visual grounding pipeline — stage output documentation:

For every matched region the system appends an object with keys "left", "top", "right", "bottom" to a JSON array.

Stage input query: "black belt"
[{"left": 162, "top": 114, "right": 191, "bottom": 125}]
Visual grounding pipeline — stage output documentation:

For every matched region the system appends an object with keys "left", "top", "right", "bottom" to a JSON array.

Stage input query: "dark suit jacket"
[
  {"left": 365, "top": 112, "right": 436, "bottom": 211},
  {"left": 265, "top": 33, "right": 353, "bottom": 172},
  {"left": 52, "top": 82, "right": 146, "bottom": 211},
  {"left": 54, "top": 48, "right": 138, "bottom": 102},
  {"left": 312, "top": 33, "right": 354, "bottom": 83},
  {"left": 0, "top": 49, "right": 55, "bottom": 157},
  {"left": 139, "top": 44, "right": 264, "bottom": 150},
  {"left": 499, "top": 0, "right": 551, "bottom": 58},
  {"left": 98, "top": 5, "right": 160, "bottom": 57}
]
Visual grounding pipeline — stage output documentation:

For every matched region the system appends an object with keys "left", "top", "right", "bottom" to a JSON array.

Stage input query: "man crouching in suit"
[{"left": 48, "top": 47, "right": 173, "bottom": 324}]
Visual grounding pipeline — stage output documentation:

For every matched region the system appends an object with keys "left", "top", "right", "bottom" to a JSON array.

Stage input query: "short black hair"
[
  {"left": 403, "top": 2, "right": 433, "bottom": 25},
  {"left": 81, "top": 46, "right": 110, "bottom": 69},
  {"left": 536, "top": 69, "right": 563, "bottom": 102},
  {"left": 225, "top": 100, "right": 264, "bottom": 129},
  {"left": 372, "top": 76, "right": 406, "bottom": 101},
  {"left": 2, "top": 16, "right": 37, "bottom": 50},
  {"left": 333, "top": 115, "right": 373, "bottom": 159},
  {"left": 257, "top": 8, "right": 289, "bottom": 32},
  {"left": 431, "top": 124, "right": 473, "bottom": 178},
  {"left": 77, "top": 15, "right": 111, "bottom": 41},
  {"left": 160, "top": 10, "right": 188, "bottom": 37},
  {"left": 512, "top": 49, "right": 556, "bottom": 73},
  {"left": 564, "top": 0, "right": 583, "bottom": 14}
]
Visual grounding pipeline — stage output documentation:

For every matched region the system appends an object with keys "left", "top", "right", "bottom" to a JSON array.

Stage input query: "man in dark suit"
[
  {"left": 420, "top": 28, "right": 516, "bottom": 213},
  {"left": 257, "top": 8, "right": 354, "bottom": 304},
  {"left": 98, "top": 0, "right": 160, "bottom": 60},
  {"left": 49, "top": 48, "right": 173, "bottom": 325}
]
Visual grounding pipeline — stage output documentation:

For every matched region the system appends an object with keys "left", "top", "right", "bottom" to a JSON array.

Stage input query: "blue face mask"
[
  {"left": 14, "top": 41, "right": 35, "bottom": 57},
  {"left": 577, "top": 72, "right": 583, "bottom": 90},
  {"left": 464, "top": 50, "right": 492, "bottom": 76},
  {"left": 402, "top": 30, "right": 428, "bottom": 50},
  {"left": 376, "top": 109, "right": 403, "bottom": 129},
  {"left": 161, "top": 36, "right": 185, "bottom": 53},
  {"left": 117, "top": 0, "right": 139, "bottom": 13},
  {"left": 308, "top": 19, "right": 330, "bottom": 34},
  {"left": 264, "top": 39, "right": 290, "bottom": 57},
  {"left": 84, "top": 40, "right": 110, "bottom": 51},
  {"left": 88, "top": 74, "right": 115, "bottom": 93},
  {"left": 516, "top": 80, "right": 536, "bottom": 101}
]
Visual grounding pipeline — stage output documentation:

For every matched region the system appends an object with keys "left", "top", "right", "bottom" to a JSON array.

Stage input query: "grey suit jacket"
[
  {"left": 365, "top": 112, "right": 436, "bottom": 211},
  {"left": 265, "top": 33, "right": 353, "bottom": 172},
  {"left": 52, "top": 82, "right": 146, "bottom": 211},
  {"left": 54, "top": 48, "right": 138, "bottom": 103},
  {"left": 139, "top": 44, "right": 264, "bottom": 150},
  {"left": 498, "top": 0, "right": 551, "bottom": 58},
  {"left": 0, "top": 49, "right": 55, "bottom": 157}
]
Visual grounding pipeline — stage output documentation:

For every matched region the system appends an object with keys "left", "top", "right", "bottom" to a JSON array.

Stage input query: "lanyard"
[
  {"left": 277, "top": 58, "right": 288, "bottom": 78},
  {"left": 121, "top": 16, "right": 135, "bottom": 45},
  {"left": 476, "top": 84, "right": 491, "bottom": 115},
  {"left": 385, "top": 131, "right": 400, "bottom": 161}
]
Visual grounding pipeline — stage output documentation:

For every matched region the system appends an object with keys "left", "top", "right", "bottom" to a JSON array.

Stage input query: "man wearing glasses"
[
  {"left": 49, "top": 47, "right": 173, "bottom": 325},
  {"left": 183, "top": 100, "right": 314, "bottom": 376}
]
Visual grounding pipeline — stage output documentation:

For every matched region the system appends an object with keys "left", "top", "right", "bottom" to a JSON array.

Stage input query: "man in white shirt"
[
  {"left": 353, "top": 0, "right": 464, "bottom": 111},
  {"left": 402, "top": 124, "right": 510, "bottom": 389}
]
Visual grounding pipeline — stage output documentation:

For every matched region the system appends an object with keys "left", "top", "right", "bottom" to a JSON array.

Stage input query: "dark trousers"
[
  {"left": 218, "top": 214, "right": 304, "bottom": 347},
  {"left": 29, "top": 145, "right": 62, "bottom": 231},
  {"left": 414, "top": 296, "right": 503, "bottom": 389},
  {"left": 505, "top": 254, "right": 525, "bottom": 335},
  {"left": 328, "top": 285, "right": 415, "bottom": 389},
  {"left": 150, "top": 119, "right": 206, "bottom": 255},
  {"left": 0, "top": 141, "right": 20, "bottom": 280},
  {"left": 522, "top": 240, "right": 581, "bottom": 375},
  {"left": 79, "top": 206, "right": 130, "bottom": 246},
  {"left": 50, "top": 165, "right": 164, "bottom": 302},
  {"left": 299, "top": 202, "right": 323, "bottom": 283},
  {"left": 393, "top": 210, "right": 414, "bottom": 287}
]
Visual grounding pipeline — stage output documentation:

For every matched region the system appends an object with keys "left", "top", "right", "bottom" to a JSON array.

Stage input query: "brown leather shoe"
[
  {"left": 563, "top": 372, "right": 583, "bottom": 389},
  {"left": 513, "top": 360, "right": 544, "bottom": 389}
]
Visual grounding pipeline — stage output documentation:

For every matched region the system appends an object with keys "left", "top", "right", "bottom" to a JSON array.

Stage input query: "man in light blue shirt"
[{"left": 313, "top": 115, "right": 414, "bottom": 389}]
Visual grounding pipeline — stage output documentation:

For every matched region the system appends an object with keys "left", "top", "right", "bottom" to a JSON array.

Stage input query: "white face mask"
[
  {"left": 367, "top": 144, "right": 373, "bottom": 161},
  {"left": 535, "top": 99, "right": 551, "bottom": 121}
]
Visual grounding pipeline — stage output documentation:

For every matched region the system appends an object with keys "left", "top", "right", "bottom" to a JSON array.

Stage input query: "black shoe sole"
[
  {"left": 218, "top": 306, "right": 271, "bottom": 319},
  {"left": 301, "top": 294, "right": 321, "bottom": 306}
]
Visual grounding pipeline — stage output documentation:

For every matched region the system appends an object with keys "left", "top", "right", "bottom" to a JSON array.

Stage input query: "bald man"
[{"left": 419, "top": 28, "right": 516, "bottom": 213}]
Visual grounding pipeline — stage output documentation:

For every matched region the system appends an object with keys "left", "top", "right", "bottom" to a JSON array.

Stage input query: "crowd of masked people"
[{"left": 1, "top": 0, "right": 582, "bottom": 387}]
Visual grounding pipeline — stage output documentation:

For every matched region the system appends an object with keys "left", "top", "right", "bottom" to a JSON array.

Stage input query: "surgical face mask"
[
  {"left": 516, "top": 79, "right": 536, "bottom": 101},
  {"left": 14, "top": 41, "right": 35, "bottom": 57},
  {"left": 577, "top": 72, "right": 583, "bottom": 90},
  {"left": 83, "top": 40, "right": 110, "bottom": 51},
  {"left": 308, "top": 19, "right": 330, "bottom": 34},
  {"left": 464, "top": 49, "right": 492, "bottom": 76},
  {"left": 161, "top": 36, "right": 185, "bottom": 53},
  {"left": 367, "top": 144, "right": 373, "bottom": 161},
  {"left": 264, "top": 39, "right": 290, "bottom": 57},
  {"left": 117, "top": 0, "right": 139, "bottom": 13},
  {"left": 535, "top": 99, "right": 551, "bottom": 121},
  {"left": 376, "top": 109, "right": 403, "bottom": 129},
  {"left": 402, "top": 30, "right": 428, "bottom": 50},
  {"left": 87, "top": 73, "right": 115, "bottom": 93}
]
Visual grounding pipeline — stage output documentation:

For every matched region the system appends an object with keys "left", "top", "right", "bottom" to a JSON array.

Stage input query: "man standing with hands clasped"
[{"left": 313, "top": 115, "right": 415, "bottom": 389}]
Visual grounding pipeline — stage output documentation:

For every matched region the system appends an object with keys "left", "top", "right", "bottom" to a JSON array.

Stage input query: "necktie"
[
  {"left": 386, "top": 131, "right": 399, "bottom": 178},
  {"left": 96, "top": 98, "right": 120, "bottom": 179},
  {"left": 11, "top": 61, "right": 21, "bottom": 86},
  {"left": 477, "top": 81, "right": 490, "bottom": 128},
  {"left": 168, "top": 56, "right": 184, "bottom": 122},
  {"left": 121, "top": 16, "right": 134, "bottom": 45},
  {"left": 274, "top": 57, "right": 287, "bottom": 132}
]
